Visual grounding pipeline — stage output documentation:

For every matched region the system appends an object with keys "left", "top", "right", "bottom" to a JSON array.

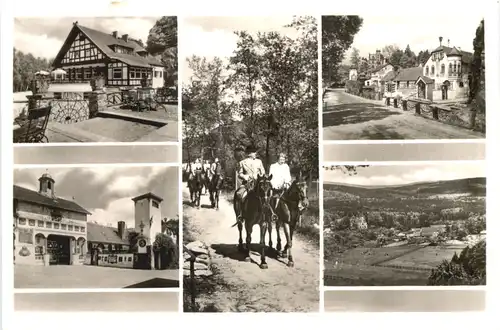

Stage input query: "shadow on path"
[
  {"left": 323, "top": 103, "right": 401, "bottom": 127},
  {"left": 124, "top": 278, "right": 180, "bottom": 288},
  {"left": 211, "top": 243, "right": 285, "bottom": 266}
]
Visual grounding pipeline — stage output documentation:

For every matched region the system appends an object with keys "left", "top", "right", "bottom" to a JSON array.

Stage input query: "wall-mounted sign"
[
  {"left": 18, "top": 228, "right": 33, "bottom": 244},
  {"left": 138, "top": 238, "right": 147, "bottom": 253}
]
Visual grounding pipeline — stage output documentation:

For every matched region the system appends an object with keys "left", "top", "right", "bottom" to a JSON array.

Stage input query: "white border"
[
  {"left": 2, "top": 0, "right": 498, "bottom": 329},
  {"left": 317, "top": 14, "right": 325, "bottom": 314}
]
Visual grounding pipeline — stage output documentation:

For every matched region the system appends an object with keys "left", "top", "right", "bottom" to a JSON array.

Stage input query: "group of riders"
[
  {"left": 187, "top": 144, "right": 294, "bottom": 218},
  {"left": 187, "top": 144, "right": 308, "bottom": 268}
]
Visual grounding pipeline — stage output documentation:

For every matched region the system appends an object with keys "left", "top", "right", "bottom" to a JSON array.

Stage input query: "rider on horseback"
[
  {"left": 210, "top": 158, "right": 221, "bottom": 177},
  {"left": 269, "top": 153, "right": 292, "bottom": 209},
  {"left": 234, "top": 145, "right": 265, "bottom": 224}
]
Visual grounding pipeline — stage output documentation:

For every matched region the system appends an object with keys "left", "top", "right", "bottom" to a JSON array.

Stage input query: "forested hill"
[{"left": 324, "top": 177, "right": 486, "bottom": 199}]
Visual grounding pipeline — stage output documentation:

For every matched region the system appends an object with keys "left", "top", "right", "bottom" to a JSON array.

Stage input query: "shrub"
[
  {"left": 345, "top": 80, "right": 363, "bottom": 95},
  {"left": 428, "top": 240, "right": 486, "bottom": 285}
]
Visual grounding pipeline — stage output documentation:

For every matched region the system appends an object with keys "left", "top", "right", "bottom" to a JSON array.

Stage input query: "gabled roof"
[
  {"left": 393, "top": 66, "right": 423, "bottom": 82},
  {"left": 54, "top": 24, "right": 165, "bottom": 68},
  {"left": 416, "top": 76, "right": 434, "bottom": 84},
  {"left": 430, "top": 45, "right": 473, "bottom": 64},
  {"left": 87, "top": 222, "right": 131, "bottom": 245},
  {"left": 368, "top": 63, "right": 391, "bottom": 74},
  {"left": 14, "top": 185, "right": 91, "bottom": 215},
  {"left": 381, "top": 70, "right": 397, "bottom": 82}
]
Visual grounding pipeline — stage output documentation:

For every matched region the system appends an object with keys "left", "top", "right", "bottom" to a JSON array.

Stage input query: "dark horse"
[
  {"left": 232, "top": 173, "right": 274, "bottom": 269},
  {"left": 271, "top": 171, "right": 309, "bottom": 267},
  {"left": 207, "top": 167, "right": 224, "bottom": 210},
  {"left": 188, "top": 168, "right": 205, "bottom": 208}
]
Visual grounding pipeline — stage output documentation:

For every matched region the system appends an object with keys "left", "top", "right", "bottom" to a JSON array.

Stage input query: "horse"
[
  {"left": 188, "top": 168, "right": 205, "bottom": 208},
  {"left": 207, "top": 166, "right": 224, "bottom": 210},
  {"left": 232, "top": 173, "right": 274, "bottom": 269},
  {"left": 270, "top": 171, "right": 310, "bottom": 267}
]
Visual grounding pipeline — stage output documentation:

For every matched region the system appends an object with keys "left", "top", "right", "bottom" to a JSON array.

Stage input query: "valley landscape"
[{"left": 323, "top": 177, "right": 486, "bottom": 286}]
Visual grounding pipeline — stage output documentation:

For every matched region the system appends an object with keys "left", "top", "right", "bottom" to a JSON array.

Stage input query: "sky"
[
  {"left": 14, "top": 166, "right": 179, "bottom": 228},
  {"left": 342, "top": 14, "right": 484, "bottom": 64},
  {"left": 323, "top": 163, "right": 485, "bottom": 186},
  {"left": 182, "top": 16, "right": 300, "bottom": 83},
  {"left": 14, "top": 17, "right": 159, "bottom": 59}
]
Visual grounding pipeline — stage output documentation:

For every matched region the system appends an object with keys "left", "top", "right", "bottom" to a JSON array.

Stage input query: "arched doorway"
[
  {"left": 35, "top": 233, "right": 47, "bottom": 263},
  {"left": 442, "top": 80, "right": 450, "bottom": 100},
  {"left": 418, "top": 80, "right": 426, "bottom": 99},
  {"left": 47, "top": 234, "right": 71, "bottom": 265}
]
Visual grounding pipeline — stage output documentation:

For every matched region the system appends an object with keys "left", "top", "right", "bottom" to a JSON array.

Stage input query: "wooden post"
[
  {"left": 415, "top": 102, "right": 421, "bottom": 115},
  {"left": 190, "top": 258, "right": 195, "bottom": 309}
]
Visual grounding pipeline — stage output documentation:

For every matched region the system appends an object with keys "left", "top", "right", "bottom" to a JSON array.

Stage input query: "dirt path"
[{"left": 183, "top": 186, "right": 319, "bottom": 312}]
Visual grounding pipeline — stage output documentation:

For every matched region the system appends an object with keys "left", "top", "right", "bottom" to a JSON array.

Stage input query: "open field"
[{"left": 379, "top": 245, "right": 465, "bottom": 270}]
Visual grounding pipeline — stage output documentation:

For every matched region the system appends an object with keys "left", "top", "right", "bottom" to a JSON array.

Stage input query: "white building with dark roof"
[
  {"left": 51, "top": 22, "right": 166, "bottom": 88},
  {"left": 422, "top": 37, "right": 473, "bottom": 100},
  {"left": 13, "top": 173, "right": 90, "bottom": 266}
]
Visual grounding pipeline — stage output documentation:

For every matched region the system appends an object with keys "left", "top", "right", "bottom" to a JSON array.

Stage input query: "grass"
[
  {"left": 380, "top": 246, "right": 464, "bottom": 269},
  {"left": 295, "top": 195, "right": 319, "bottom": 246},
  {"left": 326, "top": 244, "right": 426, "bottom": 266}
]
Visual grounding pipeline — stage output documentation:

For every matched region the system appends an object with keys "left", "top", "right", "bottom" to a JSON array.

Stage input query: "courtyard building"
[
  {"left": 13, "top": 173, "right": 90, "bottom": 266},
  {"left": 51, "top": 22, "right": 165, "bottom": 89}
]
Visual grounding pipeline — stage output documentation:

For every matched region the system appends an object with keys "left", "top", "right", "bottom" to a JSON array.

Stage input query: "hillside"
[{"left": 324, "top": 177, "right": 486, "bottom": 199}]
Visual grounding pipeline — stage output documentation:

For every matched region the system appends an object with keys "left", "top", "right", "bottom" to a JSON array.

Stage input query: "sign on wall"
[
  {"left": 138, "top": 238, "right": 147, "bottom": 253},
  {"left": 18, "top": 228, "right": 34, "bottom": 244}
]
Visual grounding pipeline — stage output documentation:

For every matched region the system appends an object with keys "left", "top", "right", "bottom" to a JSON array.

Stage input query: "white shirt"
[{"left": 269, "top": 162, "right": 292, "bottom": 190}]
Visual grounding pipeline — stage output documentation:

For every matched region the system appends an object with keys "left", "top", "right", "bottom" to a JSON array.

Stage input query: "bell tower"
[
  {"left": 38, "top": 172, "right": 55, "bottom": 198},
  {"left": 132, "top": 192, "right": 163, "bottom": 245}
]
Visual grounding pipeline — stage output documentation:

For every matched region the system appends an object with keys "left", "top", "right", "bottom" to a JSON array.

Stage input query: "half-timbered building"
[{"left": 51, "top": 22, "right": 165, "bottom": 89}]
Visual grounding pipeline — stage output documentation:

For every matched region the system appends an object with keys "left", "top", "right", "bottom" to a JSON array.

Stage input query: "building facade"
[
  {"left": 422, "top": 38, "right": 473, "bottom": 100},
  {"left": 364, "top": 63, "right": 394, "bottom": 87},
  {"left": 14, "top": 174, "right": 174, "bottom": 270},
  {"left": 368, "top": 50, "right": 386, "bottom": 70},
  {"left": 84, "top": 192, "right": 170, "bottom": 270},
  {"left": 51, "top": 22, "right": 165, "bottom": 89},
  {"left": 13, "top": 174, "right": 90, "bottom": 266}
]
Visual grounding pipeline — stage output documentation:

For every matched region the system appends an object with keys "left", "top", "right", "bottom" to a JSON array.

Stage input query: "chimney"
[
  {"left": 112, "top": 31, "right": 118, "bottom": 38},
  {"left": 117, "top": 221, "right": 127, "bottom": 240},
  {"left": 122, "top": 34, "right": 129, "bottom": 42},
  {"left": 439, "top": 36, "right": 443, "bottom": 46}
]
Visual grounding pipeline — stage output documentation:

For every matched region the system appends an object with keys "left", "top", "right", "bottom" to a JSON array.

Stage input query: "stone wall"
[
  {"left": 27, "top": 91, "right": 108, "bottom": 124},
  {"left": 183, "top": 241, "right": 214, "bottom": 277}
]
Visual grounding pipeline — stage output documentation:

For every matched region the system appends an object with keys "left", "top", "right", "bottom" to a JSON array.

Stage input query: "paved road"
[
  {"left": 15, "top": 264, "right": 179, "bottom": 289},
  {"left": 323, "top": 89, "right": 485, "bottom": 140}
]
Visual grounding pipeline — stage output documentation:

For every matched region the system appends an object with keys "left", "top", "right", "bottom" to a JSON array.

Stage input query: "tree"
[
  {"left": 13, "top": 48, "right": 52, "bottom": 92},
  {"left": 359, "top": 57, "right": 369, "bottom": 73},
  {"left": 381, "top": 44, "right": 400, "bottom": 60},
  {"left": 417, "top": 50, "right": 430, "bottom": 65},
  {"left": 322, "top": 16, "right": 363, "bottom": 87},
  {"left": 227, "top": 31, "right": 262, "bottom": 143},
  {"left": 146, "top": 16, "right": 178, "bottom": 88},
  {"left": 323, "top": 165, "right": 369, "bottom": 175},
  {"left": 350, "top": 47, "right": 360, "bottom": 70},
  {"left": 469, "top": 19, "right": 485, "bottom": 104}
]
